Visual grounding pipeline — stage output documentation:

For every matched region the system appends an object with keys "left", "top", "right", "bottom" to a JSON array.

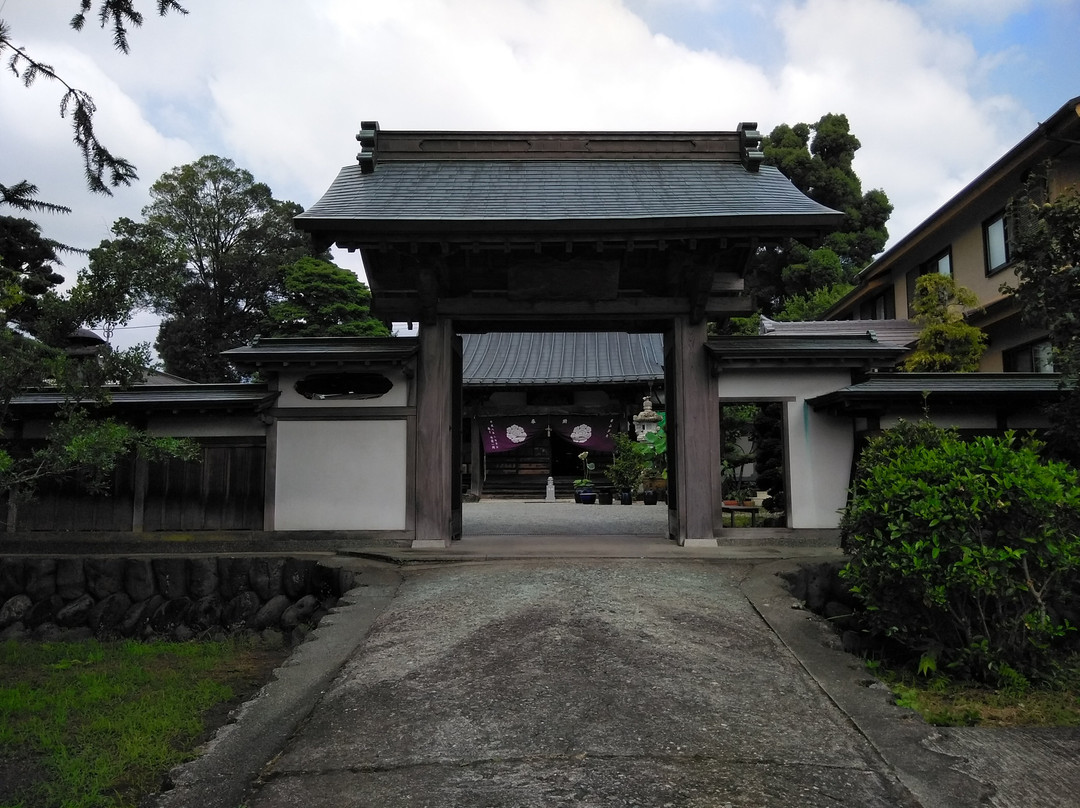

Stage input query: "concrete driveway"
[{"left": 239, "top": 560, "right": 917, "bottom": 807}]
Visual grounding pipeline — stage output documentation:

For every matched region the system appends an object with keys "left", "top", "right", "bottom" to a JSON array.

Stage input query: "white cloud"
[
  {"left": 2, "top": 0, "right": 1070, "bottom": 338},
  {"left": 767, "top": 0, "right": 1028, "bottom": 242}
]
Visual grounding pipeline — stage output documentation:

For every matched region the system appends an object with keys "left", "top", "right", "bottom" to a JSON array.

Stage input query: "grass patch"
[
  {"left": 866, "top": 656, "right": 1080, "bottom": 727},
  {"left": 0, "top": 636, "right": 289, "bottom": 808}
]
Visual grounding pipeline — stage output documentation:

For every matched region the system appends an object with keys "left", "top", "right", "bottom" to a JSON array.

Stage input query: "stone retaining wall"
[{"left": 0, "top": 557, "right": 356, "bottom": 643}]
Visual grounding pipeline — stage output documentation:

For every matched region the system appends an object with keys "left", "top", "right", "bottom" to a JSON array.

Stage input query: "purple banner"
[
  {"left": 481, "top": 415, "right": 620, "bottom": 454},
  {"left": 482, "top": 417, "right": 545, "bottom": 454},
  {"left": 550, "top": 415, "right": 618, "bottom": 452}
]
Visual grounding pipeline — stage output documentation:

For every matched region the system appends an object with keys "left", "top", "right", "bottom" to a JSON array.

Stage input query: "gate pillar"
[
  {"left": 666, "top": 316, "right": 722, "bottom": 546},
  {"left": 413, "top": 318, "right": 456, "bottom": 548}
]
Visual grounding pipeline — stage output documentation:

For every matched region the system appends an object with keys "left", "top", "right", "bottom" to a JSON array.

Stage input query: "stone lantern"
[{"left": 633, "top": 396, "right": 662, "bottom": 441}]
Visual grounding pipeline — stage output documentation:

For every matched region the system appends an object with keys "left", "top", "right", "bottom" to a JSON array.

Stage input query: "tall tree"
[
  {"left": 747, "top": 113, "right": 893, "bottom": 318},
  {"left": 1006, "top": 183, "right": 1080, "bottom": 458},
  {"left": 81, "top": 156, "right": 319, "bottom": 381},
  {"left": 265, "top": 257, "right": 390, "bottom": 338}
]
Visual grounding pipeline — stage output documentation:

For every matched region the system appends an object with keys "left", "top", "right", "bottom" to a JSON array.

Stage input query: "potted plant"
[
  {"left": 574, "top": 451, "right": 596, "bottom": 504},
  {"left": 607, "top": 432, "right": 646, "bottom": 505}
]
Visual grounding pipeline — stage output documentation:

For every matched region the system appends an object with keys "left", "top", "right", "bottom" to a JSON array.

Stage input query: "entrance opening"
[{"left": 458, "top": 330, "right": 671, "bottom": 540}]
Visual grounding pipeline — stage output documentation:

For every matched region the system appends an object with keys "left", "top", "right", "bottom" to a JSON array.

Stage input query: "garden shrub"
[{"left": 841, "top": 422, "right": 1080, "bottom": 682}]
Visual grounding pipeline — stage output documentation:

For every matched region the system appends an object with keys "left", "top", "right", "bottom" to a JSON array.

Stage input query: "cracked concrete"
[
  {"left": 149, "top": 528, "right": 1080, "bottom": 807},
  {"left": 240, "top": 561, "right": 918, "bottom": 807}
]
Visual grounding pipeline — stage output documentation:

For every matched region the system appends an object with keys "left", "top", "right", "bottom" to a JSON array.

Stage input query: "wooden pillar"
[
  {"left": 413, "top": 318, "right": 455, "bottom": 548},
  {"left": 666, "top": 316, "right": 722, "bottom": 546}
]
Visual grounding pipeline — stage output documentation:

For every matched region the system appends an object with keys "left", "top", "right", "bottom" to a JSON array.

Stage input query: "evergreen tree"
[
  {"left": 79, "top": 156, "right": 319, "bottom": 381},
  {"left": 902, "top": 274, "right": 986, "bottom": 372},
  {"left": 1006, "top": 183, "right": 1080, "bottom": 458},
  {"left": 266, "top": 258, "right": 390, "bottom": 338},
  {"left": 747, "top": 113, "right": 892, "bottom": 318}
]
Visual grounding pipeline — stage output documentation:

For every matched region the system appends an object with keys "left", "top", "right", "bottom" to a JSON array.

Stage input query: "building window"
[
  {"left": 906, "top": 248, "right": 952, "bottom": 310},
  {"left": 859, "top": 290, "right": 895, "bottom": 320},
  {"left": 1003, "top": 339, "right": 1054, "bottom": 373},
  {"left": 984, "top": 212, "right": 1010, "bottom": 275},
  {"left": 927, "top": 248, "right": 952, "bottom": 277}
]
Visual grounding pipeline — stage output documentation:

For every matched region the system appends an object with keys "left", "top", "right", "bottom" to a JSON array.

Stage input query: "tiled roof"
[
  {"left": 223, "top": 337, "right": 420, "bottom": 367},
  {"left": 706, "top": 335, "right": 906, "bottom": 368},
  {"left": 808, "top": 373, "right": 1067, "bottom": 411},
  {"left": 11, "top": 385, "right": 277, "bottom": 410},
  {"left": 296, "top": 162, "right": 839, "bottom": 229},
  {"left": 462, "top": 332, "right": 664, "bottom": 385},
  {"left": 760, "top": 317, "right": 920, "bottom": 347}
]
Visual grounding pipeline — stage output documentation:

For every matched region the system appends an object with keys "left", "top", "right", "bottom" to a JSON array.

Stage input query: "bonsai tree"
[{"left": 606, "top": 432, "right": 646, "bottom": 493}]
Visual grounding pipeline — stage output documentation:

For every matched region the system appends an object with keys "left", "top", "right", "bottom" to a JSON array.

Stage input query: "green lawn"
[{"left": 0, "top": 637, "right": 288, "bottom": 808}]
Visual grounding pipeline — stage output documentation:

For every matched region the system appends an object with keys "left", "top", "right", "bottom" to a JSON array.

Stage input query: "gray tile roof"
[
  {"left": 760, "top": 317, "right": 920, "bottom": 347},
  {"left": 462, "top": 332, "right": 664, "bottom": 385},
  {"left": 296, "top": 162, "right": 839, "bottom": 228},
  {"left": 223, "top": 337, "right": 420, "bottom": 367},
  {"left": 11, "top": 385, "right": 277, "bottom": 410},
  {"left": 707, "top": 335, "right": 906, "bottom": 367},
  {"left": 808, "top": 373, "right": 1067, "bottom": 411}
]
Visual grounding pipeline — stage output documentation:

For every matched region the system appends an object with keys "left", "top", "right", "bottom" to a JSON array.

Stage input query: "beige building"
[{"left": 826, "top": 96, "right": 1080, "bottom": 373}]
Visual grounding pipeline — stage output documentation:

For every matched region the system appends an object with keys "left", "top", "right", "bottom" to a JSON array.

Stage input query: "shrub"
[{"left": 841, "top": 423, "right": 1080, "bottom": 682}]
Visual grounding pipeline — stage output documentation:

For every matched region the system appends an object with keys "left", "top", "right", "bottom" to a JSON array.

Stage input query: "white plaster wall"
[
  {"left": 719, "top": 368, "right": 855, "bottom": 529},
  {"left": 783, "top": 400, "right": 854, "bottom": 528},
  {"left": 275, "top": 368, "right": 410, "bottom": 408},
  {"left": 274, "top": 419, "right": 407, "bottom": 530}
]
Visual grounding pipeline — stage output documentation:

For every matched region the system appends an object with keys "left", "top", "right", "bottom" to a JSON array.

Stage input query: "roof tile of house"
[
  {"left": 296, "top": 162, "right": 839, "bottom": 226},
  {"left": 462, "top": 332, "right": 664, "bottom": 385}
]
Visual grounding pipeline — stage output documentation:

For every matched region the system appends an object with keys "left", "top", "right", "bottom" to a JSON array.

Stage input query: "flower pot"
[
  {"left": 642, "top": 490, "right": 658, "bottom": 505},
  {"left": 597, "top": 489, "right": 613, "bottom": 505},
  {"left": 619, "top": 490, "right": 634, "bottom": 505},
  {"left": 579, "top": 492, "right": 597, "bottom": 504}
]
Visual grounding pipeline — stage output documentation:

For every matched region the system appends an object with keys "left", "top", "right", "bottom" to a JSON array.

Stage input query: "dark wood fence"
[{"left": 4, "top": 439, "right": 265, "bottom": 532}]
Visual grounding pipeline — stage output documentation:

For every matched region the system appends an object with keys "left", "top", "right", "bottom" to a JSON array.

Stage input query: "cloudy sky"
[{"left": 3, "top": 0, "right": 1078, "bottom": 345}]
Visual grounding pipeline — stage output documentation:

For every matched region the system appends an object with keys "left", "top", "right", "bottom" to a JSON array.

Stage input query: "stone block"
[
  {"left": 0, "top": 594, "right": 32, "bottom": 629},
  {"left": 187, "top": 558, "right": 219, "bottom": 599},
  {"left": 154, "top": 558, "right": 188, "bottom": 599},
  {"left": 56, "top": 559, "right": 86, "bottom": 601},
  {"left": 251, "top": 594, "right": 292, "bottom": 630},
  {"left": 24, "top": 559, "right": 58, "bottom": 602},
  {"left": 85, "top": 558, "right": 125, "bottom": 599},
  {"left": 250, "top": 558, "right": 285, "bottom": 601},
  {"left": 57, "top": 594, "right": 95, "bottom": 628},
  {"left": 124, "top": 559, "right": 156, "bottom": 602}
]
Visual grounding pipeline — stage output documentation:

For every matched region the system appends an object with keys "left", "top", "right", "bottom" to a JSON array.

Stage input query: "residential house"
[{"left": 825, "top": 96, "right": 1080, "bottom": 374}]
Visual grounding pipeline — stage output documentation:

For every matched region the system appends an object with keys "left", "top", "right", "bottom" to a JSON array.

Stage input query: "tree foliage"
[
  {"left": 841, "top": 421, "right": 1080, "bottom": 682},
  {"left": 1006, "top": 183, "right": 1080, "bottom": 458},
  {"left": 78, "top": 156, "right": 319, "bottom": 381},
  {"left": 265, "top": 257, "right": 389, "bottom": 338},
  {"left": 748, "top": 113, "right": 892, "bottom": 317},
  {"left": 1, "top": 213, "right": 193, "bottom": 511},
  {"left": 902, "top": 273, "right": 987, "bottom": 372},
  {"left": 1, "top": 3, "right": 196, "bottom": 515},
  {"left": 1, "top": 2, "right": 187, "bottom": 198}
]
